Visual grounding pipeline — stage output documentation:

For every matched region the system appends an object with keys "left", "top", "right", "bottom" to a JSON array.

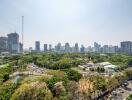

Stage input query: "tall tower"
[
  {"left": 35, "top": 41, "right": 40, "bottom": 52},
  {"left": 22, "top": 16, "right": 24, "bottom": 51},
  {"left": 7, "top": 33, "right": 19, "bottom": 53},
  {"left": 75, "top": 43, "right": 79, "bottom": 52}
]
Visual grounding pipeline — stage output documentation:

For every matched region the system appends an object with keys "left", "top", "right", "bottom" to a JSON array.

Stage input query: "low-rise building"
[{"left": 104, "top": 65, "right": 118, "bottom": 72}]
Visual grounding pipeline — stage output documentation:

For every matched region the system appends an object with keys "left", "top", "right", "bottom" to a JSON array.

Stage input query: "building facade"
[
  {"left": 65, "top": 43, "right": 70, "bottom": 52},
  {"left": 35, "top": 41, "right": 40, "bottom": 52},
  {"left": 121, "top": 41, "right": 132, "bottom": 54},
  {"left": 80, "top": 45, "right": 85, "bottom": 53},
  {"left": 94, "top": 42, "right": 101, "bottom": 53},
  {"left": 0, "top": 37, "right": 8, "bottom": 53},
  {"left": 7, "top": 33, "right": 19, "bottom": 53},
  {"left": 74, "top": 43, "right": 79, "bottom": 52},
  {"left": 44, "top": 44, "right": 48, "bottom": 52},
  {"left": 49, "top": 44, "right": 52, "bottom": 52}
]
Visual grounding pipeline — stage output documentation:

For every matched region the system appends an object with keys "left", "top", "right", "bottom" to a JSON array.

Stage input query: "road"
[{"left": 111, "top": 81, "right": 132, "bottom": 100}]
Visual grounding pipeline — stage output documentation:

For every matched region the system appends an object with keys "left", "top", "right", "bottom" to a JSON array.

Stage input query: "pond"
[{"left": 11, "top": 74, "right": 34, "bottom": 84}]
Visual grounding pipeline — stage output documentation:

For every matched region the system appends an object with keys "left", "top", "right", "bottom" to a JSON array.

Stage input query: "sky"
[{"left": 0, "top": 0, "right": 132, "bottom": 49}]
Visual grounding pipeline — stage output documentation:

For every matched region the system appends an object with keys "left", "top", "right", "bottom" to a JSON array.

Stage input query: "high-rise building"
[
  {"left": 0, "top": 36, "right": 8, "bottom": 53},
  {"left": 109, "top": 46, "right": 119, "bottom": 53},
  {"left": 44, "top": 44, "right": 48, "bottom": 52},
  {"left": 108, "top": 45, "right": 115, "bottom": 53},
  {"left": 7, "top": 33, "right": 19, "bottom": 53},
  {"left": 102, "top": 45, "right": 119, "bottom": 54},
  {"left": 55, "top": 43, "right": 61, "bottom": 52},
  {"left": 94, "top": 42, "right": 101, "bottom": 53},
  {"left": 49, "top": 44, "right": 52, "bottom": 52},
  {"left": 65, "top": 42, "right": 70, "bottom": 52},
  {"left": 114, "top": 46, "right": 119, "bottom": 53},
  {"left": 74, "top": 43, "right": 79, "bottom": 52},
  {"left": 102, "top": 45, "right": 109, "bottom": 53},
  {"left": 87, "top": 46, "right": 94, "bottom": 52},
  {"left": 19, "top": 43, "right": 23, "bottom": 53},
  {"left": 80, "top": 45, "right": 85, "bottom": 53},
  {"left": 121, "top": 41, "right": 132, "bottom": 54},
  {"left": 35, "top": 41, "right": 40, "bottom": 52}
]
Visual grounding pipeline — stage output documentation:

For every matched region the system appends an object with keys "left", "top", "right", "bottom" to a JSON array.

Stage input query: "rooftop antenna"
[{"left": 22, "top": 16, "right": 24, "bottom": 51}]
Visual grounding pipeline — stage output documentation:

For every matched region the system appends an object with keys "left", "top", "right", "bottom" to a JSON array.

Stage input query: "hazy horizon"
[{"left": 0, "top": 0, "right": 132, "bottom": 48}]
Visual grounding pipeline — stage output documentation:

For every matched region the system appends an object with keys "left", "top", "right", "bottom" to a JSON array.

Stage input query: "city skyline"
[
  {"left": 33, "top": 40, "right": 131, "bottom": 53},
  {"left": 1, "top": 32, "right": 131, "bottom": 54},
  {"left": 1, "top": 32, "right": 132, "bottom": 51},
  {"left": 0, "top": 0, "right": 132, "bottom": 48}
]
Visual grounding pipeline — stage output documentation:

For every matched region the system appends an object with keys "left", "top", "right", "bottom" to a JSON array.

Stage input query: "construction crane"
[{"left": 22, "top": 16, "right": 24, "bottom": 52}]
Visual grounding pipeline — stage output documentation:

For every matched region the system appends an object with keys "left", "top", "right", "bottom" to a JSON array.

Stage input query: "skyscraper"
[
  {"left": 102, "top": 45, "right": 109, "bottom": 53},
  {"left": 80, "top": 45, "right": 85, "bottom": 53},
  {"left": 7, "top": 33, "right": 19, "bottom": 53},
  {"left": 49, "top": 44, "right": 52, "bottom": 52},
  {"left": 108, "top": 45, "right": 116, "bottom": 53},
  {"left": 121, "top": 41, "right": 132, "bottom": 54},
  {"left": 55, "top": 43, "right": 61, "bottom": 52},
  {"left": 94, "top": 42, "right": 101, "bottom": 53},
  {"left": 35, "top": 41, "right": 40, "bottom": 52},
  {"left": 65, "top": 42, "right": 70, "bottom": 52},
  {"left": 114, "top": 46, "right": 119, "bottom": 53},
  {"left": 44, "top": 44, "right": 48, "bottom": 52},
  {"left": 0, "top": 36, "right": 8, "bottom": 53},
  {"left": 74, "top": 43, "right": 79, "bottom": 52}
]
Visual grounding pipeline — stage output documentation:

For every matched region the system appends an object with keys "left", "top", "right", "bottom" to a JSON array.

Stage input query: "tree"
[
  {"left": 96, "top": 67, "right": 105, "bottom": 73},
  {"left": 0, "top": 66, "right": 11, "bottom": 84},
  {"left": 46, "top": 76, "right": 67, "bottom": 94},
  {"left": 89, "top": 68, "right": 95, "bottom": 72},
  {"left": 124, "top": 68, "right": 132, "bottom": 80},
  {"left": 0, "top": 80, "right": 17, "bottom": 100},
  {"left": 127, "top": 94, "right": 132, "bottom": 100},
  {"left": 3, "top": 73, "right": 9, "bottom": 82},
  {"left": 127, "top": 58, "right": 132, "bottom": 67},
  {"left": 92, "top": 75, "right": 107, "bottom": 95},
  {"left": 53, "top": 82, "right": 66, "bottom": 98},
  {"left": 64, "top": 69, "right": 82, "bottom": 82},
  {"left": 66, "top": 81, "right": 78, "bottom": 100},
  {"left": 107, "top": 77, "right": 119, "bottom": 92},
  {"left": 114, "top": 74, "right": 127, "bottom": 85},
  {"left": 11, "top": 82, "right": 53, "bottom": 100}
]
